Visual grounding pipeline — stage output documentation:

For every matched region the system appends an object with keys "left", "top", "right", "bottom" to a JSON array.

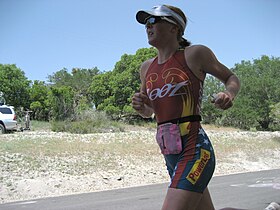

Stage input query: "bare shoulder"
[
  {"left": 185, "top": 45, "right": 223, "bottom": 71},
  {"left": 140, "top": 58, "right": 155, "bottom": 80},
  {"left": 141, "top": 58, "right": 154, "bottom": 70},
  {"left": 184, "top": 45, "right": 213, "bottom": 80},
  {"left": 185, "top": 45, "right": 234, "bottom": 83},
  {"left": 139, "top": 58, "right": 155, "bottom": 93},
  {"left": 184, "top": 44, "right": 213, "bottom": 58}
]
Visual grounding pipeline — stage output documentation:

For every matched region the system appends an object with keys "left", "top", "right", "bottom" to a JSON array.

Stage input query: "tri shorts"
[{"left": 163, "top": 123, "right": 215, "bottom": 193}]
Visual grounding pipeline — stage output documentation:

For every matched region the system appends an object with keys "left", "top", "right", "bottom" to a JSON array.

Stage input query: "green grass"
[
  {"left": 49, "top": 110, "right": 128, "bottom": 134},
  {"left": 30, "top": 120, "right": 52, "bottom": 131}
]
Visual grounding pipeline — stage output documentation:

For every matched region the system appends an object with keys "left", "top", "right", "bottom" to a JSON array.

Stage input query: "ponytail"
[
  {"left": 179, "top": 37, "right": 191, "bottom": 48},
  {"left": 164, "top": 5, "right": 191, "bottom": 48}
]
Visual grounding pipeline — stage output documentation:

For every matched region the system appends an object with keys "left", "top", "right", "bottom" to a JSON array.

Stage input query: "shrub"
[{"left": 50, "top": 109, "right": 125, "bottom": 134}]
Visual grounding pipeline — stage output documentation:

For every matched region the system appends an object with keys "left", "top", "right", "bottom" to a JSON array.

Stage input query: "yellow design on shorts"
[{"left": 186, "top": 149, "right": 211, "bottom": 184}]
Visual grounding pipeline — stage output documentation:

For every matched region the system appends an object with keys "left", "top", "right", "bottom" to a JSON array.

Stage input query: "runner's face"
[{"left": 145, "top": 18, "right": 175, "bottom": 47}]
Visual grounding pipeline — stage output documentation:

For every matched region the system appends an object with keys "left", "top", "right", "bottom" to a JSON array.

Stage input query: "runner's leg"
[
  {"left": 161, "top": 188, "right": 203, "bottom": 210},
  {"left": 196, "top": 187, "right": 215, "bottom": 210}
]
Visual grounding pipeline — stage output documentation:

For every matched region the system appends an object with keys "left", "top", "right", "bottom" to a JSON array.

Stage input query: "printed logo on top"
[
  {"left": 147, "top": 80, "right": 189, "bottom": 101},
  {"left": 146, "top": 68, "right": 191, "bottom": 101}
]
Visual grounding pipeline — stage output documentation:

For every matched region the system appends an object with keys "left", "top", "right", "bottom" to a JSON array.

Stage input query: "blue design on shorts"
[{"left": 164, "top": 128, "right": 216, "bottom": 193}]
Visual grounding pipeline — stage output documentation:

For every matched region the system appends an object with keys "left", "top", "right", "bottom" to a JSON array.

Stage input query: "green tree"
[
  {"left": 48, "top": 68, "right": 72, "bottom": 86},
  {"left": 71, "top": 67, "right": 100, "bottom": 111},
  {"left": 0, "top": 64, "right": 31, "bottom": 108},
  {"left": 269, "top": 102, "right": 280, "bottom": 130},
  {"left": 29, "top": 80, "right": 50, "bottom": 121},
  {"left": 90, "top": 47, "right": 157, "bottom": 118},
  {"left": 49, "top": 86, "right": 75, "bottom": 121},
  {"left": 201, "top": 75, "right": 224, "bottom": 124},
  {"left": 222, "top": 56, "right": 280, "bottom": 130},
  {"left": 90, "top": 71, "right": 113, "bottom": 110},
  {"left": 48, "top": 67, "right": 100, "bottom": 120}
]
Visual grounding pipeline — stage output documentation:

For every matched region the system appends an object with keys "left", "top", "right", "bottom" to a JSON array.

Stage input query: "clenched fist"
[
  {"left": 132, "top": 92, "right": 149, "bottom": 111},
  {"left": 211, "top": 92, "right": 234, "bottom": 110},
  {"left": 131, "top": 92, "right": 153, "bottom": 118}
]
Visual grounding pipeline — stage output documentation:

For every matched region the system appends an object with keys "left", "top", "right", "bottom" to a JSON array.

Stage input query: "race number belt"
[{"left": 157, "top": 115, "right": 202, "bottom": 126}]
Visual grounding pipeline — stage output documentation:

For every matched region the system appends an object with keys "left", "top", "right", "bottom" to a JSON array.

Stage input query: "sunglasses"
[
  {"left": 145, "top": 16, "right": 178, "bottom": 27},
  {"left": 145, "top": 16, "right": 162, "bottom": 26}
]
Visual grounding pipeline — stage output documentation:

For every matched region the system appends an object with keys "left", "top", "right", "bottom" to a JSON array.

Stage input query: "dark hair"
[
  {"left": 179, "top": 38, "right": 191, "bottom": 48},
  {"left": 164, "top": 5, "right": 191, "bottom": 47}
]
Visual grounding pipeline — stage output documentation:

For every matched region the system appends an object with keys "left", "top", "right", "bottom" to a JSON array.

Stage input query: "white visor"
[{"left": 136, "top": 5, "right": 186, "bottom": 32}]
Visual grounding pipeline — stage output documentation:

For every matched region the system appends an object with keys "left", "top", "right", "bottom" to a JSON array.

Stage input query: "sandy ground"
[{"left": 0, "top": 129, "right": 280, "bottom": 204}]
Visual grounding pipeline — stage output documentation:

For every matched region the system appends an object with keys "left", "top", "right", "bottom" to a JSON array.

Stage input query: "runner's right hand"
[{"left": 132, "top": 92, "right": 149, "bottom": 111}]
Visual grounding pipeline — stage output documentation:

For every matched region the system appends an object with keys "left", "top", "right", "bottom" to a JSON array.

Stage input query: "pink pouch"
[{"left": 156, "top": 123, "right": 182, "bottom": 155}]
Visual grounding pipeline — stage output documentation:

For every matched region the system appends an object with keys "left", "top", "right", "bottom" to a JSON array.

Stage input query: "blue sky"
[{"left": 0, "top": 0, "right": 279, "bottom": 81}]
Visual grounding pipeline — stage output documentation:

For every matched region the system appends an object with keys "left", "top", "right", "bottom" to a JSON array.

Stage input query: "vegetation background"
[{"left": 0, "top": 47, "right": 279, "bottom": 132}]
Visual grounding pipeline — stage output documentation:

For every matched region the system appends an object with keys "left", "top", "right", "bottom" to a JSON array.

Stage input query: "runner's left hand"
[{"left": 211, "top": 92, "right": 233, "bottom": 110}]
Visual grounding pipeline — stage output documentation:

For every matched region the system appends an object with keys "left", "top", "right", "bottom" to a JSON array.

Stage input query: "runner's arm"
[
  {"left": 132, "top": 61, "right": 154, "bottom": 118},
  {"left": 199, "top": 45, "right": 240, "bottom": 109}
]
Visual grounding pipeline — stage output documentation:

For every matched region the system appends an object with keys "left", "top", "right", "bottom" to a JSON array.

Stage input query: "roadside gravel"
[{"left": 0, "top": 128, "right": 279, "bottom": 204}]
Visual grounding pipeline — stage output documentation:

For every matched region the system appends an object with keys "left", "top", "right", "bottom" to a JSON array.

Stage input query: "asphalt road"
[{"left": 1, "top": 169, "right": 279, "bottom": 210}]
